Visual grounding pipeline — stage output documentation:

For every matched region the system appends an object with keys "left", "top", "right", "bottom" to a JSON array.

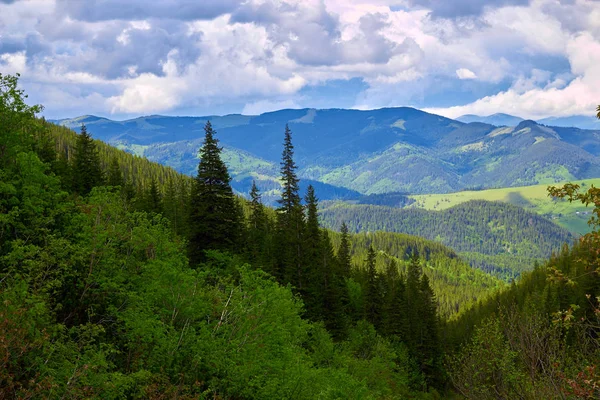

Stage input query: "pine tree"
[
  {"left": 188, "top": 121, "right": 240, "bottom": 266},
  {"left": 418, "top": 274, "right": 441, "bottom": 387},
  {"left": 381, "top": 259, "right": 401, "bottom": 337},
  {"left": 303, "top": 185, "right": 323, "bottom": 320},
  {"left": 145, "top": 179, "right": 162, "bottom": 214},
  {"left": 277, "top": 125, "right": 302, "bottom": 217},
  {"left": 387, "top": 270, "right": 407, "bottom": 340},
  {"left": 107, "top": 156, "right": 124, "bottom": 187},
  {"left": 248, "top": 181, "right": 273, "bottom": 271},
  {"left": 405, "top": 251, "right": 423, "bottom": 356},
  {"left": 72, "top": 124, "right": 104, "bottom": 195},
  {"left": 275, "top": 124, "right": 305, "bottom": 283},
  {"left": 364, "top": 245, "right": 382, "bottom": 328},
  {"left": 321, "top": 230, "right": 347, "bottom": 339},
  {"left": 338, "top": 222, "right": 352, "bottom": 276}
]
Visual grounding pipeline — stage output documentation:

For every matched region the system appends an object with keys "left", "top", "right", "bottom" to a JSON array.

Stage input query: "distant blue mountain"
[
  {"left": 537, "top": 115, "right": 600, "bottom": 130},
  {"left": 456, "top": 113, "right": 524, "bottom": 126},
  {"left": 52, "top": 107, "right": 600, "bottom": 196},
  {"left": 456, "top": 113, "right": 600, "bottom": 130}
]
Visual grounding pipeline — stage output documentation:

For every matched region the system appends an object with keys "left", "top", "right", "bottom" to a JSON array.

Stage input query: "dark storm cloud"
[
  {"left": 2, "top": 17, "right": 202, "bottom": 80},
  {"left": 55, "top": 0, "right": 244, "bottom": 22},
  {"left": 411, "top": 0, "right": 530, "bottom": 18},
  {"left": 0, "top": 32, "right": 50, "bottom": 58},
  {"left": 70, "top": 21, "right": 202, "bottom": 79}
]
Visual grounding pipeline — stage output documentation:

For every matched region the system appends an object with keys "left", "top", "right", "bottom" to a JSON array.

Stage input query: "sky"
[{"left": 1, "top": 0, "right": 599, "bottom": 120}]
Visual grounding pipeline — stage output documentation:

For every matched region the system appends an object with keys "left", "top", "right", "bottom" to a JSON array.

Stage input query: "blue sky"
[{"left": 1, "top": 0, "right": 599, "bottom": 120}]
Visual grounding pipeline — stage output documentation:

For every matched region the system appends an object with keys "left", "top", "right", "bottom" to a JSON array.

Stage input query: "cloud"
[
  {"left": 1, "top": 0, "right": 599, "bottom": 120},
  {"left": 232, "top": 0, "right": 401, "bottom": 66},
  {"left": 456, "top": 68, "right": 476, "bottom": 79},
  {"left": 425, "top": 27, "right": 600, "bottom": 119}
]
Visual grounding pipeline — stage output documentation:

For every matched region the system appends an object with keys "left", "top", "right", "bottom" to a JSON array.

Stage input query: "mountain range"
[
  {"left": 457, "top": 113, "right": 600, "bottom": 129},
  {"left": 53, "top": 108, "right": 600, "bottom": 200}
]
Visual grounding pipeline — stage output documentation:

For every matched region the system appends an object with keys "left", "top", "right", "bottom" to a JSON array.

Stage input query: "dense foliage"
[{"left": 2, "top": 74, "right": 458, "bottom": 398}]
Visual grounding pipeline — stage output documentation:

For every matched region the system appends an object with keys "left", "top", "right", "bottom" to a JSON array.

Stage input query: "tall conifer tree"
[
  {"left": 321, "top": 230, "right": 347, "bottom": 338},
  {"left": 107, "top": 156, "right": 124, "bottom": 187},
  {"left": 72, "top": 124, "right": 104, "bottom": 195},
  {"left": 418, "top": 274, "right": 441, "bottom": 386},
  {"left": 275, "top": 124, "right": 305, "bottom": 284},
  {"left": 248, "top": 181, "right": 274, "bottom": 272},
  {"left": 338, "top": 222, "right": 352, "bottom": 276},
  {"left": 303, "top": 185, "right": 323, "bottom": 319},
  {"left": 364, "top": 245, "right": 382, "bottom": 328},
  {"left": 188, "top": 121, "right": 239, "bottom": 265}
]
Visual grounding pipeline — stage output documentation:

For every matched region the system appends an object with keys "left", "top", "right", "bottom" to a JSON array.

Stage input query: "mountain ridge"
[{"left": 52, "top": 107, "right": 600, "bottom": 198}]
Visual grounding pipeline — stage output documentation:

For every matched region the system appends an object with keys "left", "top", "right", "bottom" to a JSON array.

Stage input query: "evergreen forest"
[{"left": 2, "top": 72, "right": 600, "bottom": 399}]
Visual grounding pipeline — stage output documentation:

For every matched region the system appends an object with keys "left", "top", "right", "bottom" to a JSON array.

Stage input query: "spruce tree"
[
  {"left": 145, "top": 179, "right": 162, "bottom": 214},
  {"left": 418, "top": 274, "right": 441, "bottom": 387},
  {"left": 188, "top": 121, "right": 240, "bottom": 266},
  {"left": 364, "top": 245, "right": 382, "bottom": 328},
  {"left": 388, "top": 270, "right": 407, "bottom": 340},
  {"left": 321, "top": 230, "right": 347, "bottom": 339},
  {"left": 338, "top": 222, "right": 352, "bottom": 276},
  {"left": 72, "top": 124, "right": 104, "bottom": 195},
  {"left": 277, "top": 125, "right": 302, "bottom": 217},
  {"left": 405, "top": 252, "right": 423, "bottom": 356},
  {"left": 107, "top": 156, "right": 124, "bottom": 187},
  {"left": 275, "top": 124, "right": 305, "bottom": 284},
  {"left": 248, "top": 181, "right": 273, "bottom": 271},
  {"left": 303, "top": 185, "right": 324, "bottom": 320}
]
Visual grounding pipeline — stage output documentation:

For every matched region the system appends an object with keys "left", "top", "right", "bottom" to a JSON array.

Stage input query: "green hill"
[{"left": 410, "top": 178, "right": 600, "bottom": 234}]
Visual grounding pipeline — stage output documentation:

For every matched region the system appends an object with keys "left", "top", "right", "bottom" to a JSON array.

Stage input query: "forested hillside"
[
  {"left": 3, "top": 73, "right": 500, "bottom": 398},
  {"left": 443, "top": 183, "right": 600, "bottom": 399},
  {"left": 4, "top": 72, "right": 600, "bottom": 398},
  {"left": 321, "top": 200, "right": 573, "bottom": 279}
]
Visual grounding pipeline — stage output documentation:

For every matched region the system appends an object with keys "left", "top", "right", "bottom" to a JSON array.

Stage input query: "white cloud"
[
  {"left": 426, "top": 31, "right": 600, "bottom": 119},
  {"left": 1, "top": 0, "right": 600, "bottom": 119},
  {"left": 456, "top": 68, "right": 476, "bottom": 79},
  {"left": 0, "top": 52, "right": 27, "bottom": 74}
]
